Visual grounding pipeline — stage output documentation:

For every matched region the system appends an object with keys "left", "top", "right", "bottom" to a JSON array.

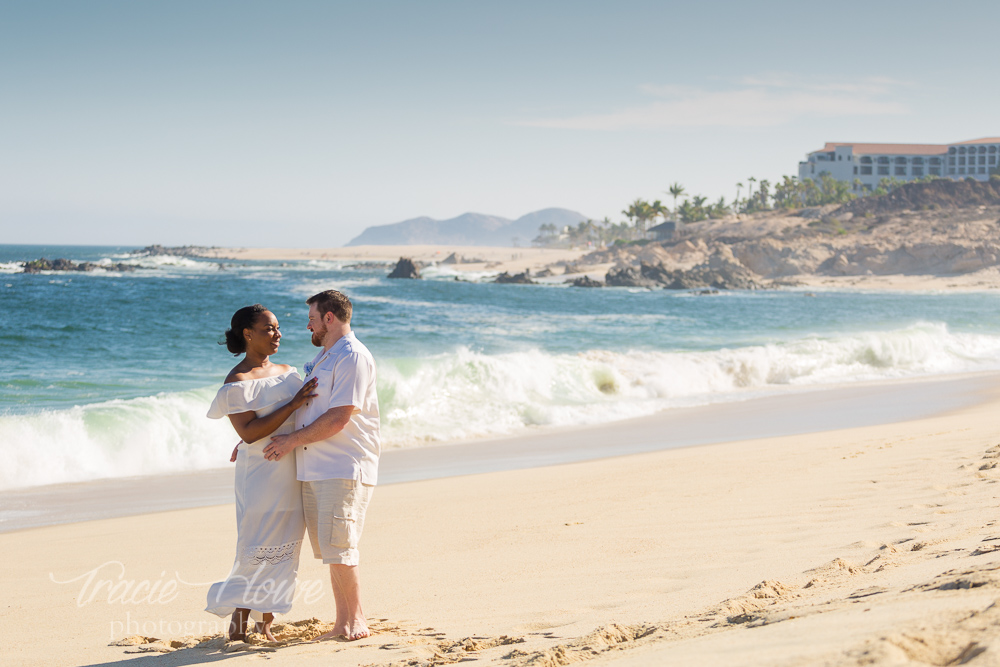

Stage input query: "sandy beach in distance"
[
  {"left": 206, "top": 244, "right": 1000, "bottom": 292},
  {"left": 209, "top": 244, "right": 596, "bottom": 278},
  {"left": 4, "top": 373, "right": 1000, "bottom": 666}
]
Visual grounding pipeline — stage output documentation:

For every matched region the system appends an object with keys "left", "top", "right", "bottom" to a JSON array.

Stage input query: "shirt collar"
[
  {"left": 304, "top": 332, "right": 355, "bottom": 376},
  {"left": 330, "top": 331, "right": 355, "bottom": 353}
]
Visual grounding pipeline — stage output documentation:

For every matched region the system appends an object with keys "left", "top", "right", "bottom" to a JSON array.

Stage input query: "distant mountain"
[{"left": 345, "top": 208, "right": 589, "bottom": 246}]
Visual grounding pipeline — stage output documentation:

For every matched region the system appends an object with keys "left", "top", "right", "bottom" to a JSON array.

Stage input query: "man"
[{"left": 263, "top": 289, "right": 380, "bottom": 642}]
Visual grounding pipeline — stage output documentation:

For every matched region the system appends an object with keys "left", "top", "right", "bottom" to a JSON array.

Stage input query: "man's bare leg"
[{"left": 316, "top": 564, "right": 369, "bottom": 641}]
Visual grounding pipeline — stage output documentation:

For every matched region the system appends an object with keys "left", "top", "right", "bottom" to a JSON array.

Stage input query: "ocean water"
[{"left": 3, "top": 243, "right": 1000, "bottom": 491}]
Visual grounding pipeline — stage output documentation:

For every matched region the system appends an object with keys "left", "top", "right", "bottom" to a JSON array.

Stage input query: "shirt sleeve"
[{"left": 327, "top": 352, "right": 372, "bottom": 411}]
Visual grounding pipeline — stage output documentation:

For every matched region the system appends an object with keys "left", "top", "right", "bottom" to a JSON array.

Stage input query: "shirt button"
[{"left": 304, "top": 447, "right": 308, "bottom": 450}]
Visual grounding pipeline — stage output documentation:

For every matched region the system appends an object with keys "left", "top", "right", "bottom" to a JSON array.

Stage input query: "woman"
[{"left": 206, "top": 304, "right": 318, "bottom": 642}]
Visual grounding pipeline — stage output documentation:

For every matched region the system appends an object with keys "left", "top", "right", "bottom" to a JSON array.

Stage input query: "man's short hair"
[{"left": 307, "top": 290, "right": 353, "bottom": 323}]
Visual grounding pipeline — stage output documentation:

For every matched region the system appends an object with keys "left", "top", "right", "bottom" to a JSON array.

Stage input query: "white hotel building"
[{"left": 798, "top": 137, "right": 1000, "bottom": 192}]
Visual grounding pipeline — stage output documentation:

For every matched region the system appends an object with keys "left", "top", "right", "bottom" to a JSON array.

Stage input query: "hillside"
[
  {"left": 569, "top": 179, "right": 1000, "bottom": 289},
  {"left": 345, "top": 208, "right": 588, "bottom": 246}
]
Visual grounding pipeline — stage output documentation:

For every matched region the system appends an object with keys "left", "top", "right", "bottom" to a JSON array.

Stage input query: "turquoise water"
[{"left": 4, "top": 243, "right": 1000, "bottom": 490}]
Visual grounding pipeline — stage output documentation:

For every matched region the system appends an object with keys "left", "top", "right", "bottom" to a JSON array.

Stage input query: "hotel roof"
[
  {"left": 810, "top": 142, "right": 948, "bottom": 156},
  {"left": 953, "top": 137, "right": 1000, "bottom": 145}
]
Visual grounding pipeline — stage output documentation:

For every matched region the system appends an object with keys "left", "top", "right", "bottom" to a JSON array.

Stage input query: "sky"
[{"left": 1, "top": 0, "right": 998, "bottom": 247}]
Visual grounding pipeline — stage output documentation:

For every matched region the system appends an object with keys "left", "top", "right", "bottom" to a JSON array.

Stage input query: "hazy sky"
[{"left": 2, "top": 1, "right": 998, "bottom": 247}]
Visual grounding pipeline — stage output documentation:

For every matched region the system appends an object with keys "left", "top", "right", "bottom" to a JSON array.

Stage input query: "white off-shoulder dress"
[{"left": 205, "top": 369, "right": 305, "bottom": 620}]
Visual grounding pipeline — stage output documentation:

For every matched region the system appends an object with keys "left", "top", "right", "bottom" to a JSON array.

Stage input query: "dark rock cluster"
[
  {"left": 493, "top": 270, "right": 535, "bottom": 284},
  {"left": 570, "top": 276, "right": 603, "bottom": 288},
  {"left": 604, "top": 255, "right": 762, "bottom": 290},
  {"left": 131, "top": 245, "right": 215, "bottom": 257},
  {"left": 387, "top": 257, "right": 421, "bottom": 279},
  {"left": 440, "top": 252, "right": 487, "bottom": 264},
  {"left": 22, "top": 258, "right": 140, "bottom": 274},
  {"left": 604, "top": 266, "right": 658, "bottom": 287}
]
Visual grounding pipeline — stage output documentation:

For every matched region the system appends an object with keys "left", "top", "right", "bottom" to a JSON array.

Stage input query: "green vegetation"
[{"left": 532, "top": 171, "right": 941, "bottom": 248}]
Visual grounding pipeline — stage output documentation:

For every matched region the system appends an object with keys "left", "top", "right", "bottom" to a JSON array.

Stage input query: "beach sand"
[
  {"left": 205, "top": 244, "right": 1000, "bottom": 291},
  {"left": 3, "top": 376, "right": 1000, "bottom": 665},
  {"left": 789, "top": 268, "right": 1000, "bottom": 293},
  {"left": 210, "top": 245, "right": 595, "bottom": 278}
]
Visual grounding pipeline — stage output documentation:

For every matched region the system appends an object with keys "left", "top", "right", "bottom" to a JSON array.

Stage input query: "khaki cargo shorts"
[{"left": 302, "top": 478, "right": 373, "bottom": 566}]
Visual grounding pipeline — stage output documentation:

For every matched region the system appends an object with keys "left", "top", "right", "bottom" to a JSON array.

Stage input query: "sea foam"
[
  {"left": 2, "top": 322, "right": 998, "bottom": 490},
  {"left": 0, "top": 388, "right": 235, "bottom": 491},
  {"left": 376, "top": 321, "right": 1000, "bottom": 445}
]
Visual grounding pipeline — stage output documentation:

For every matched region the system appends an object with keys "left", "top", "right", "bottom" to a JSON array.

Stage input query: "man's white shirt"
[{"left": 295, "top": 332, "right": 381, "bottom": 485}]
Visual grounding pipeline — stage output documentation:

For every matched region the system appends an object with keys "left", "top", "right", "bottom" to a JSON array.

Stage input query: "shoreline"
[
  {"left": 3, "top": 371, "right": 995, "bottom": 533},
  {"left": 206, "top": 244, "right": 594, "bottom": 279},
  {"left": 203, "top": 244, "right": 1000, "bottom": 292},
  {"left": 8, "top": 242, "right": 1000, "bottom": 291},
  {"left": 4, "top": 368, "right": 1000, "bottom": 665}
]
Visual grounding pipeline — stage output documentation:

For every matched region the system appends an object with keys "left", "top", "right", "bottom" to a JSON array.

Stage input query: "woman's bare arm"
[{"left": 226, "top": 377, "right": 318, "bottom": 444}]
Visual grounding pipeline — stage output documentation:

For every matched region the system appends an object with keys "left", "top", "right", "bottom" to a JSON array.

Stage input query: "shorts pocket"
[{"left": 329, "top": 510, "right": 356, "bottom": 549}]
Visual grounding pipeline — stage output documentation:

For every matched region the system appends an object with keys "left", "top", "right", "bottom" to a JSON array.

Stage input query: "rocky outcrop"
[
  {"left": 494, "top": 270, "right": 535, "bottom": 284},
  {"left": 570, "top": 191, "right": 1000, "bottom": 286},
  {"left": 440, "top": 252, "right": 486, "bottom": 264},
  {"left": 730, "top": 238, "right": 828, "bottom": 277},
  {"left": 639, "top": 250, "right": 763, "bottom": 290},
  {"left": 605, "top": 265, "right": 657, "bottom": 287},
  {"left": 835, "top": 177, "right": 1000, "bottom": 217},
  {"left": 638, "top": 262, "right": 677, "bottom": 285},
  {"left": 816, "top": 242, "right": 1000, "bottom": 276},
  {"left": 22, "top": 258, "right": 140, "bottom": 273},
  {"left": 388, "top": 257, "right": 421, "bottom": 279},
  {"left": 605, "top": 254, "right": 763, "bottom": 290},
  {"left": 570, "top": 276, "right": 603, "bottom": 288},
  {"left": 130, "top": 245, "right": 216, "bottom": 257}
]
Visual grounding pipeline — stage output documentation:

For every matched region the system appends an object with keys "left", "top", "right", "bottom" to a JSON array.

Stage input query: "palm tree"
[
  {"left": 710, "top": 196, "right": 729, "bottom": 219},
  {"left": 772, "top": 175, "right": 799, "bottom": 208},
  {"left": 649, "top": 199, "right": 668, "bottom": 226},
  {"left": 623, "top": 198, "right": 654, "bottom": 234},
  {"left": 757, "top": 179, "right": 771, "bottom": 210},
  {"left": 622, "top": 202, "right": 638, "bottom": 228},
  {"left": 666, "top": 183, "right": 685, "bottom": 219},
  {"left": 734, "top": 182, "right": 743, "bottom": 214},
  {"left": 747, "top": 177, "right": 757, "bottom": 206}
]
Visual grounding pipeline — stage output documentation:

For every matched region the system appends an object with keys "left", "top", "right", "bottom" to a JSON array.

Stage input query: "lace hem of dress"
[{"left": 241, "top": 540, "right": 302, "bottom": 566}]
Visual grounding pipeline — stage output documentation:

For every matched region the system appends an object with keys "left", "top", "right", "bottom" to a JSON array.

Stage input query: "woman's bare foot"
[
  {"left": 254, "top": 613, "right": 277, "bottom": 642},
  {"left": 228, "top": 608, "right": 250, "bottom": 642}
]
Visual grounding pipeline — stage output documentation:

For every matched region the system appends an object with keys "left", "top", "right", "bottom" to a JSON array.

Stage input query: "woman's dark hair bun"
[{"left": 221, "top": 304, "right": 268, "bottom": 355}]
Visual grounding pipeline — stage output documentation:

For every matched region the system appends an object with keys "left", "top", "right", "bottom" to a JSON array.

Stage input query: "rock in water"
[
  {"left": 604, "top": 266, "right": 657, "bottom": 287},
  {"left": 635, "top": 255, "right": 763, "bottom": 290},
  {"left": 493, "top": 270, "right": 535, "bottom": 284},
  {"left": 571, "top": 276, "right": 603, "bottom": 288},
  {"left": 388, "top": 257, "right": 421, "bottom": 279},
  {"left": 22, "top": 258, "right": 140, "bottom": 273}
]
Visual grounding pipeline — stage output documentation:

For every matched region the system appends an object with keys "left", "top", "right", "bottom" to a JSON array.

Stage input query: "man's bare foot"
[
  {"left": 346, "top": 620, "right": 370, "bottom": 641},
  {"left": 254, "top": 613, "right": 277, "bottom": 642},
  {"left": 228, "top": 608, "right": 250, "bottom": 642},
  {"left": 314, "top": 620, "right": 369, "bottom": 642}
]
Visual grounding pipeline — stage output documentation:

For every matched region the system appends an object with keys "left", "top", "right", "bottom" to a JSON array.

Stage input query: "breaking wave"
[{"left": 2, "top": 322, "right": 999, "bottom": 490}]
